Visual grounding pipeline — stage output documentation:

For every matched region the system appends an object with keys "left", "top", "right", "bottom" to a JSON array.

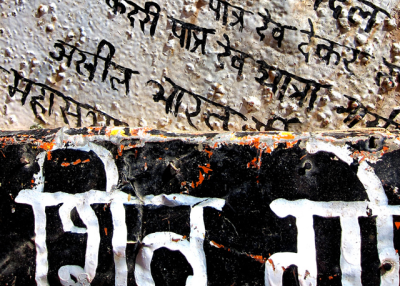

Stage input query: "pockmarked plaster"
[{"left": 1, "top": 0, "right": 400, "bottom": 132}]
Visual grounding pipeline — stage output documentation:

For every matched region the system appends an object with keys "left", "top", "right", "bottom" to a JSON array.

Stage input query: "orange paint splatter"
[
  {"left": 72, "top": 159, "right": 82, "bottom": 165},
  {"left": 31, "top": 180, "right": 35, "bottom": 183},
  {"left": 191, "top": 181, "right": 195, "bottom": 188},
  {"left": 247, "top": 157, "right": 257, "bottom": 168},
  {"left": 118, "top": 145, "right": 124, "bottom": 156},
  {"left": 40, "top": 141, "right": 55, "bottom": 151},
  {"left": 266, "top": 147, "right": 272, "bottom": 153},
  {"left": 329, "top": 276, "right": 333, "bottom": 280},
  {"left": 286, "top": 140, "right": 298, "bottom": 148},
  {"left": 210, "top": 240, "right": 224, "bottom": 249},
  {"left": 129, "top": 129, "right": 138, "bottom": 136},
  {"left": 104, "top": 228, "right": 108, "bottom": 236},
  {"left": 172, "top": 238, "right": 180, "bottom": 242},
  {"left": 275, "top": 133, "right": 295, "bottom": 140},
  {"left": 248, "top": 254, "right": 266, "bottom": 264},
  {"left": 199, "top": 165, "right": 213, "bottom": 174},
  {"left": 61, "top": 162, "right": 70, "bottom": 167},
  {"left": 181, "top": 182, "right": 187, "bottom": 186},
  {"left": 135, "top": 150, "right": 138, "bottom": 159},
  {"left": 204, "top": 149, "right": 213, "bottom": 158},
  {"left": 196, "top": 171, "right": 205, "bottom": 187},
  {"left": 47, "top": 151, "right": 52, "bottom": 161},
  {"left": 268, "top": 259, "right": 275, "bottom": 271},
  {"left": 383, "top": 146, "right": 389, "bottom": 153},
  {"left": 252, "top": 138, "right": 260, "bottom": 149},
  {"left": 395, "top": 222, "right": 400, "bottom": 230},
  {"left": 257, "top": 149, "right": 263, "bottom": 169},
  {"left": 82, "top": 159, "right": 90, "bottom": 163}
]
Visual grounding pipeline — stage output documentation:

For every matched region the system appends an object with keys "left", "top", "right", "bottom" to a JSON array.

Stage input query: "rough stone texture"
[{"left": 1, "top": 0, "right": 400, "bottom": 132}]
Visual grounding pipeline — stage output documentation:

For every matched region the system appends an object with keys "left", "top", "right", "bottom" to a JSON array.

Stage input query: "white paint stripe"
[
  {"left": 111, "top": 201, "right": 128, "bottom": 286},
  {"left": 76, "top": 203, "right": 100, "bottom": 281},
  {"left": 340, "top": 217, "right": 362, "bottom": 286}
]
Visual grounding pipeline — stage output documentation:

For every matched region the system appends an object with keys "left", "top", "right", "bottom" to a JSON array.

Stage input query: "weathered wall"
[
  {"left": 1, "top": 0, "right": 400, "bottom": 132},
  {"left": 3, "top": 1, "right": 400, "bottom": 285},
  {"left": 1, "top": 128, "right": 400, "bottom": 285}
]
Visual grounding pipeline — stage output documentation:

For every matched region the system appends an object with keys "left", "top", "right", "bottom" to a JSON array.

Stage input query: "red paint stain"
[{"left": 47, "top": 151, "right": 52, "bottom": 161}]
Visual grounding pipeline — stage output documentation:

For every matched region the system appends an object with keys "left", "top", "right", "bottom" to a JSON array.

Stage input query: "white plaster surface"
[{"left": 0, "top": 0, "right": 399, "bottom": 131}]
